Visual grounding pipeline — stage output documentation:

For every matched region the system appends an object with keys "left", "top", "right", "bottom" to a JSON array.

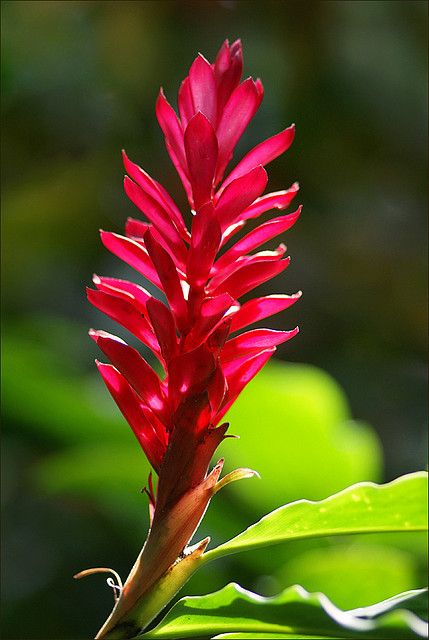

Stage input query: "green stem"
[{"left": 100, "top": 539, "right": 208, "bottom": 640}]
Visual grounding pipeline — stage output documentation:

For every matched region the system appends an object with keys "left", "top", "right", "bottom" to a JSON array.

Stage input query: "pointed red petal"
[
  {"left": 168, "top": 345, "right": 216, "bottom": 411},
  {"left": 220, "top": 125, "right": 295, "bottom": 193},
  {"left": 122, "top": 151, "right": 189, "bottom": 241},
  {"left": 212, "top": 206, "right": 302, "bottom": 275},
  {"left": 144, "top": 229, "right": 188, "bottom": 333},
  {"left": 184, "top": 113, "right": 218, "bottom": 211},
  {"left": 207, "top": 315, "right": 232, "bottom": 355},
  {"left": 209, "top": 245, "right": 287, "bottom": 292},
  {"left": 100, "top": 231, "right": 161, "bottom": 288},
  {"left": 210, "top": 256, "right": 291, "bottom": 300},
  {"left": 92, "top": 274, "right": 151, "bottom": 311},
  {"left": 230, "top": 293, "right": 302, "bottom": 332},
  {"left": 154, "top": 179, "right": 191, "bottom": 243},
  {"left": 240, "top": 183, "right": 299, "bottom": 221},
  {"left": 123, "top": 176, "right": 187, "bottom": 268},
  {"left": 216, "top": 78, "right": 263, "bottom": 182},
  {"left": 214, "top": 39, "right": 230, "bottom": 76},
  {"left": 124, "top": 217, "right": 150, "bottom": 239},
  {"left": 89, "top": 329, "right": 167, "bottom": 421},
  {"left": 215, "top": 165, "right": 268, "bottom": 230},
  {"left": 156, "top": 89, "right": 187, "bottom": 176},
  {"left": 187, "top": 202, "right": 222, "bottom": 288},
  {"left": 178, "top": 77, "right": 195, "bottom": 128},
  {"left": 189, "top": 54, "right": 217, "bottom": 125},
  {"left": 87, "top": 288, "right": 159, "bottom": 354},
  {"left": 220, "top": 220, "right": 246, "bottom": 247},
  {"left": 146, "top": 297, "right": 178, "bottom": 364},
  {"left": 141, "top": 405, "right": 169, "bottom": 447},
  {"left": 125, "top": 218, "right": 185, "bottom": 267},
  {"left": 165, "top": 138, "right": 194, "bottom": 203},
  {"left": 96, "top": 362, "right": 165, "bottom": 472},
  {"left": 221, "top": 328, "right": 299, "bottom": 362},
  {"left": 184, "top": 293, "right": 239, "bottom": 350},
  {"left": 214, "top": 38, "right": 243, "bottom": 115}
]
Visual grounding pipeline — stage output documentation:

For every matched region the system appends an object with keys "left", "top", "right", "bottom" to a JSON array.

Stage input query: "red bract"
[{"left": 87, "top": 39, "right": 301, "bottom": 638}]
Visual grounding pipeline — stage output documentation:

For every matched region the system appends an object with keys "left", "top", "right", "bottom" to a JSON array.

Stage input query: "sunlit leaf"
[
  {"left": 202, "top": 473, "right": 428, "bottom": 564},
  {"left": 140, "top": 583, "right": 428, "bottom": 639}
]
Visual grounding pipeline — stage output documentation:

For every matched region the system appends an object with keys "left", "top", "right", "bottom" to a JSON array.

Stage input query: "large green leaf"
[
  {"left": 140, "top": 583, "right": 428, "bottom": 639},
  {"left": 202, "top": 473, "right": 428, "bottom": 564}
]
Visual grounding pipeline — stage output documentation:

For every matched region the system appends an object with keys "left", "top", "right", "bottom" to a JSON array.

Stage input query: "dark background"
[{"left": 1, "top": 1, "right": 427, "bottom": 639}]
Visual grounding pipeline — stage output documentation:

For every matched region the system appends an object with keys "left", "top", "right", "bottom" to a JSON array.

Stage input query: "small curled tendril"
[{"left": 73, "top": 567, "right": 123, "bottom": 603}]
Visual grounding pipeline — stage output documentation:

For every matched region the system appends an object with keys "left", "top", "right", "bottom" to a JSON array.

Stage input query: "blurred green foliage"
[{"left": 1, "top": 1, "right": 427, "bottom": 639}]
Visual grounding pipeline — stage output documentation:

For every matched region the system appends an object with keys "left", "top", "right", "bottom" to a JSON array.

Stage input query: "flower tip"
[
  {"left": 157, "top": 87, "right": 168, "bottom": 105},
  {"left": 196, "top": 52, "right": 210, "bottom": 65},
  {"left": 255, "top": 78, "right": 264, "bottom": 95},
  {"left": 291, "top": 204, "right": 303, "bottom": 221},
  {"left": 121, "top": 149, "right": 129, "bottom": 165}
]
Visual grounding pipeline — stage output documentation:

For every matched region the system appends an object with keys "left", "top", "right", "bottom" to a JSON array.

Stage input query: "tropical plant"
[{"left": 76, "top": 40, "right": 428, "bottom": 639}]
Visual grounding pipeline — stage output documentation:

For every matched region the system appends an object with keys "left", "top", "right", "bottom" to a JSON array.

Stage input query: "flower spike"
[{"left": 86, "top": 40, "right": 302, "bottom": 639}]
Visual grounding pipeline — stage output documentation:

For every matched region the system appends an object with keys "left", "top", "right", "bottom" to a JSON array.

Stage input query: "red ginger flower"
[{"left": 87, "top": 39, "right": 301, "bottom": 638}]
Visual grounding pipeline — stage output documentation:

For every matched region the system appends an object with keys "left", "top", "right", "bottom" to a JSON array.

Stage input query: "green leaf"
[
  {"left": 202, "top": 473, "right": 428, "bottom": 564},
  {"left": 140, "top": 583, "right": 428, "bottom": 639},
  {"left": 212, "top": 635, "right": 337, "bottom": 639},
  {"left": 212, "top": 635, "right": 338, "bottom": 639}
]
